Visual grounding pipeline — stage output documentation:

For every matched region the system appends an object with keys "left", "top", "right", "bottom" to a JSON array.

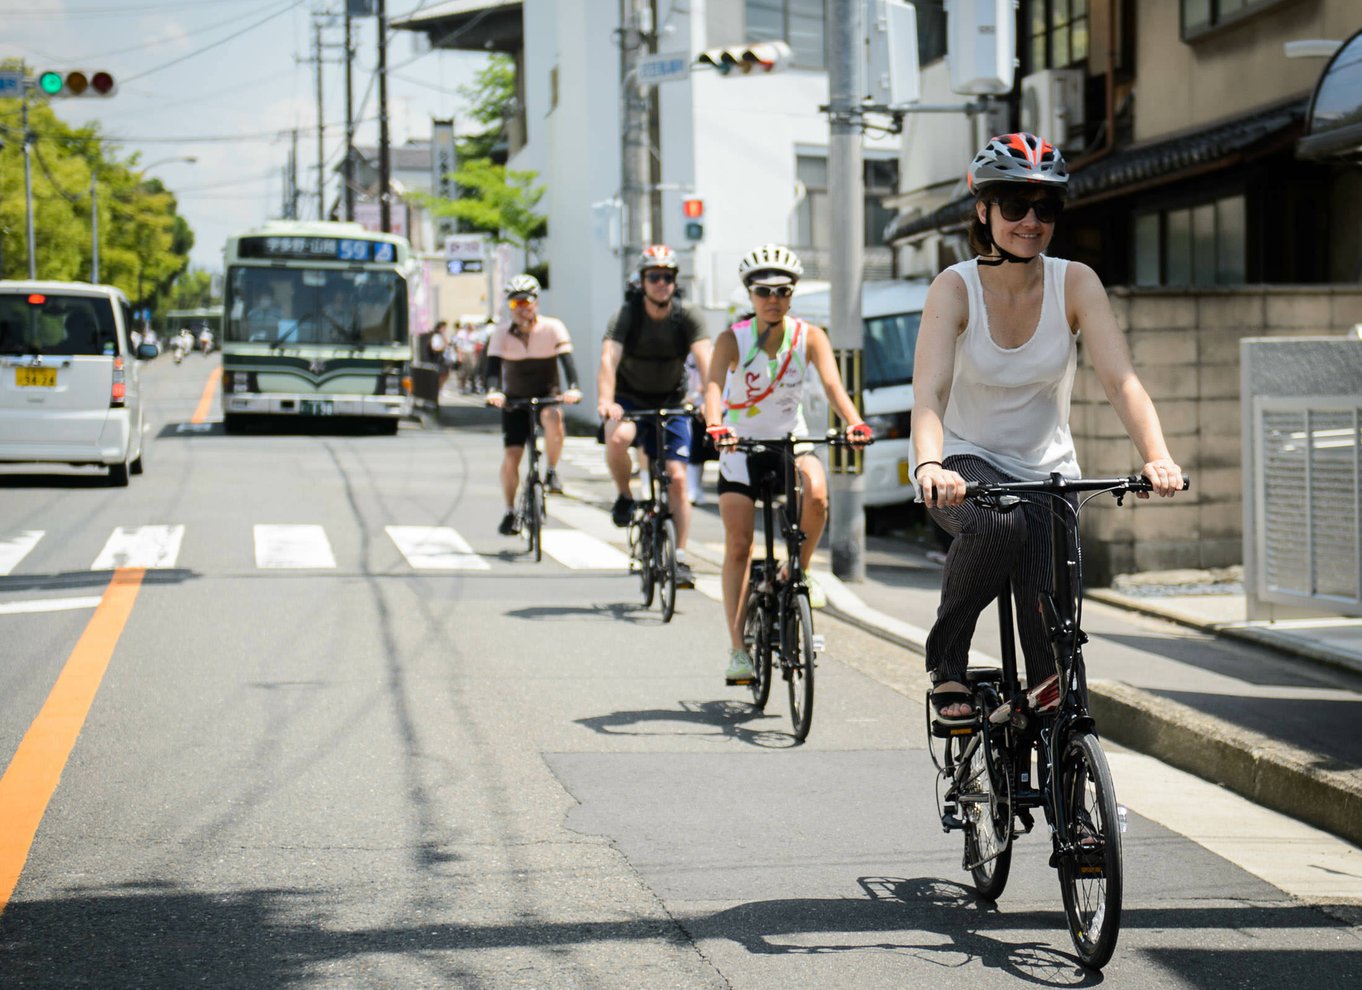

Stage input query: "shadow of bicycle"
[{"left": 577, "top": 699, "right": 799, "bottom": 748}]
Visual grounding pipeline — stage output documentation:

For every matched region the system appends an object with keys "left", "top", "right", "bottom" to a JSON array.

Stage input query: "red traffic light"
[
  {"left": 682, "top": 197, "right": 704, "bottom": 219},
  {"left": 91, "top": 71, "right": 115, "bottom": 95}
]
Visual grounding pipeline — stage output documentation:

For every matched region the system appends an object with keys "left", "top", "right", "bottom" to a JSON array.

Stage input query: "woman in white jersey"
[
  {"left": 704, "top": 244, "right": 871, "bottom": 686},
  {"left": 912, "top": 133, "right": 1184, "bottom": 726}
]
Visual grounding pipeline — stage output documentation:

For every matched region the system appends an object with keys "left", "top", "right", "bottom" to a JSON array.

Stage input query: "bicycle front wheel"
[
  {"left": 960, "top": 724, "right": 1013, "bottom": 900},
  {"left": 741, "top": 592, "right": 773, "bottom": 709},
  {"left": 657, "top": 517, "right": 678, "bottom": 622},
  {"left": 635, "top": 519, "right": 655, "bottom": 607},
  {"left": 523, "top": 478, "right": 543, "bottom": 561},
  {"left": 1058, "top": 730, "right": 1123, "bottom": 970},
  {"left": 784, "top": 593, "right": 816, "bottom": 741}
]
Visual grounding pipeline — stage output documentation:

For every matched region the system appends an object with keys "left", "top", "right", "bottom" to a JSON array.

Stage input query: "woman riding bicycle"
[
  {"left": 912, "top": 132, "right": 1184, "bottom": 726},
  {"left": 703, "top": 244, "right": 871, "bottom": 686}
]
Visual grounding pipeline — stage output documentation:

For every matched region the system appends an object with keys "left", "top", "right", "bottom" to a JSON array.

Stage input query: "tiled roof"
[{"left": 885, "top": 98, "right": 1310, "bottom": 244}]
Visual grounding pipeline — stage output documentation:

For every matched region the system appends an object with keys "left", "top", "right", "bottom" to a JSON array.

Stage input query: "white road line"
[
  {"left": 386, "top": 525, "right": 489, "bottom": 570},
  {"left": 694, "top": 575, "right": 723, "bottom": 602},
  {"left": 540, "top": 529, "right": 632, "bottom": 570},
  {"left": 0, "top": 596, "right": 103, "bottom": 616},
  {"left": 544, "top": 500, "right": 627, "bottom": 545},
  {"left": 254, "top": 524, "right": 336, "bottom": 569},
  {"left": 0, "top": 531, "right": 43, "bottom": 576},
  {"left": 91, "top": 525, "right": 185, "bottom": 570},
  {"left": 1108, "top": 751, "right": 1362, "bottom": 901}
]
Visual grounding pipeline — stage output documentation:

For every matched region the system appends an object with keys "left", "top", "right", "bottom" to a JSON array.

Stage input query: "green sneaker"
[
  {"left": 724, "top": 648, "right": 755, "bottom": 685},
  {"left": 807, "top": 575, "right": 827, "bottom": 610}
]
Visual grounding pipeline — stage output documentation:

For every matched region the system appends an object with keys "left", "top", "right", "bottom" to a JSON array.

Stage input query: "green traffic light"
[{"left": 38, "top": 71, "right": 63, "bottom": 95}]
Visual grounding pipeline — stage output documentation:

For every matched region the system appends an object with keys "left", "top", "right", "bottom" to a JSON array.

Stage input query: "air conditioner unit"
[{"left": 1020, "top": 68, "right": 1085, "bottom": 147}]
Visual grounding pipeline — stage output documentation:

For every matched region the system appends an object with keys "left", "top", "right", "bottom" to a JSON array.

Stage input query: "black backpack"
[{"left": 617, "top": 288, "right": 692, "bottom": 358}]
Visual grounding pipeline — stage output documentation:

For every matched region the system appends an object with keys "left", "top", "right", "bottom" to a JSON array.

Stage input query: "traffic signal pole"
[
  {"left": 377, "top": 0, "right": 392, "bottom": 232},
  {"left": 343, "top": 7, "right": 356, "bottom": 222},
  {"left": 22, "top": 85, "right": 36, "bottom": 278},
  {"left": 827, "top": 0, "right": 866, "bottom": 581}
]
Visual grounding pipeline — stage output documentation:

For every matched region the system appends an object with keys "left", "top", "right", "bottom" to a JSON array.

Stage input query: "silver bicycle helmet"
[
  {"left": 637, "top": 244, "right": 678, "bottom": 273},
  {"left": 967, "top": 132, "right": 1069, "bottom": 196},
  {"left": 737, "top": 243, "right": 803, "bottom": 286},
  {"left": 504, "top": 273, "right": 541, "bottom": 298}
]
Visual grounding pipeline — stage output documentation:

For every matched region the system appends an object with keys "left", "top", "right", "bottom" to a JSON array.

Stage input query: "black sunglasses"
[
  {"left": 752, "top": 285, "right": 793, "bottom": 299},
  {"left": 644, "top": 271, "right": 676, "bottom": 284},
  {"left": 994, "top": 193, "right": 1063, "bottom": 223}
]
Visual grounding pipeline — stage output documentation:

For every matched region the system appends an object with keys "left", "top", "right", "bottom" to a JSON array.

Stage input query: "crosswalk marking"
[
  {"left": 254, "top": 525, "right": 336, "bottom": 569},
  {"left": 385, "top": 525, "right": 490, "bottom": 570},
  {"left": 0, "top": 596, "right": 103, "bottom": 616},
  {"left": 540, "top": 529, "right": 633, "bottom": 570},
  {"left": 0, "top": 531, "right": 43, "bottom": 576},
  {"left": 91, "top": 526, "right": 185, "bottom": 570}
]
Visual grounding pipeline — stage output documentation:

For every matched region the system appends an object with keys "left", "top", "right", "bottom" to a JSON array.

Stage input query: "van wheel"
[
  {"left": 130, "top": 451, "right": 144, "bottom": 475},
  {"left": 108, "top": 461, "right": 130, "bottom": 487}
]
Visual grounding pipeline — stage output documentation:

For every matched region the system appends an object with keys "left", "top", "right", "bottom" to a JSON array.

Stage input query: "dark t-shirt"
[{"left": 606, "top": 300, "right": 706, "bottom": 404}]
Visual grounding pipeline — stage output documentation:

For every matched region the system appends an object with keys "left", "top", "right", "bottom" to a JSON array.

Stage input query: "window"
[
  {"left": 1132, "top": 195, "right": 1246, "bottom": 286},
  {"left": 1182, "top": 0, "right": 1287, "bottom": 38},
  {"left": 915, "top": 1, "right": 947, "bottom": 64},
  {"left": 1026, "top": 0, "right": 1089, "bottom": 71},
  {"left": 794, "top": 154, "right": 900, "bottom": 249},
  {"left": 746, "top": 0, "right": 826, "bottom": 69}
]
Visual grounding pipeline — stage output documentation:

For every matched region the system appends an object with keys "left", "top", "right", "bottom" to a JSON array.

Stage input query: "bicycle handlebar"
[
  {"left": 619, "top": 404, "right": 696, "bottom": 421},
  {"left": 728, "top": 430, "right": 875, "bottom": 453},
  {"left": 964, "top": 473, "right": 1190, "bottom": 497},
  {"left": 503, "top": 396, "right": 565, "bottom": 410}
]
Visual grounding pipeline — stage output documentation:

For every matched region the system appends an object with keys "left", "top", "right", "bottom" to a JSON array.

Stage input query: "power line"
[
  {"left": 121, "top": 0, "right": 307, "bottom": 85},
  {"left": 67, "top": 0, "right": 287, "bottom": 63},
  {"left": 4, "top": 0, "right": 243, "bottom": 17}
]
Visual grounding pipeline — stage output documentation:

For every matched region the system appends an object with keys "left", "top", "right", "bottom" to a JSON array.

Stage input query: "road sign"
[
  {"left": 0, "top": 71, "right": 24, "bottom": 97},
  {"left": 638, "top": 51, "right": 691, "bottom": 86},
  {"left": 444, "top": 234, "right": 487, "bottom": 263}
]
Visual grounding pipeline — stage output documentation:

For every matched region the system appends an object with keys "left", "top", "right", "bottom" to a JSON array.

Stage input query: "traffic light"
[
  {"left": 682, "top": 197, "right": 704, "bottom": 240},
  {"left": 694, "top": 40, "right": 793, "bottom": 76},
  {"left": 36, "top": 70, "right": 117, "bottom": 98}
]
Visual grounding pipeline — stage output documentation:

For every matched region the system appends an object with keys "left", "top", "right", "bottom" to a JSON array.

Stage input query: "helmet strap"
[{"left": 978, "top": 203, "right": 1038, "bottom": 266}]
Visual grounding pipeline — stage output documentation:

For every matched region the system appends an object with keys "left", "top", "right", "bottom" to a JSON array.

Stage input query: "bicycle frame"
[{"left": 505, "top": 397, "right": 562, "bottom": 561}]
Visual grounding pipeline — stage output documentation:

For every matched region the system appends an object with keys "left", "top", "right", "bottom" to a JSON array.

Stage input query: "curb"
[{"left": 1090, "top": 680, "right": 1362, "bottom": 849}]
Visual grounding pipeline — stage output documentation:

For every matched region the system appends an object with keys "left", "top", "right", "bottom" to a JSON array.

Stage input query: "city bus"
[{"left": 220, "top": 220, "right": 417, "bottom": 433}]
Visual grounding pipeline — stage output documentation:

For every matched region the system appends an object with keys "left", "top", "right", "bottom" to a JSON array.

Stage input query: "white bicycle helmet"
[
  {"left": 737, "top": 243, "right": 803, "bottom": 287},
  {"left": 967, "top": 132, "right": 1069, "bottom": 196},
  {"left": 504, "top": 273, "right": 541, "bottom": 298},
  {"left": 637, "top": 244, "right": 678, "bottom": 272}
]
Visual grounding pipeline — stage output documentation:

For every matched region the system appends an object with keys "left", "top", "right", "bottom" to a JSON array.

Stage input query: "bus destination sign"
[{"left": 240, "top": 236, "right": 396, "bottom": 263}]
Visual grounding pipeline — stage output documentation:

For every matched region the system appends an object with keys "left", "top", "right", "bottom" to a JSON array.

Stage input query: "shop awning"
[{"left": 886, "top": 98, "right": 1310, "bottom": 243}]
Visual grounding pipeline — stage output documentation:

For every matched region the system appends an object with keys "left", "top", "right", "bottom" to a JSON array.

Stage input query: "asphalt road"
[{"left": 1, "top": 354, "right": 1359, "bottom": 988}]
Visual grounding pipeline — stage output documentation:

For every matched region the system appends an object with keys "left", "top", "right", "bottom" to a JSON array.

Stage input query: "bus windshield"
[{"left": 225, "top": 267, "right": 407, "bottom": 346}]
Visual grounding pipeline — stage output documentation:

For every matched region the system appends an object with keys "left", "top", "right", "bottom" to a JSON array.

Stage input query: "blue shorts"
[{"left": 618, "top": 396, "right": 692, "bottom": 464}]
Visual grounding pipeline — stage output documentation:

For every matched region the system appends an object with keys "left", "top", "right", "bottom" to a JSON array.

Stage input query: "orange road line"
[
  {"left": 192, "top": 366, "right": 222, "bottom": 424},
  {"left": 0, "top": 567, "right": 146, "bottom": 916}
]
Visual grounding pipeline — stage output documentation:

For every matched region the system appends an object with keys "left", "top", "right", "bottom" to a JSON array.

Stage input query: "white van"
[
  {"left": 790, "top": 279, "right": 930, "bottom": 510},
  {"left": 0, "top": 281, "right": 157, "bottom": 485}
]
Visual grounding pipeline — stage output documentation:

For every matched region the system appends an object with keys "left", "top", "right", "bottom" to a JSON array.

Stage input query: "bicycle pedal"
[
  {"left": 725, "top": 675, "right": 755, "bottom": 686},
  {"left": 930, "top": 719, "right": 977, "bottom": 739},
  {"left": 941, "top": 811, "right": 964, "bottom": 832},
  {"left": 1017, "top": 807, "right": 1035, "bottom": 834}
]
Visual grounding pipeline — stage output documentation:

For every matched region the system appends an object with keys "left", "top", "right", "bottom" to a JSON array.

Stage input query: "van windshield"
[
  {"left": 865, "top": 312, "right": 919, "bottom": 388},
  {"left": 0, "top": 294, "right": 119, "bottom": 356}
]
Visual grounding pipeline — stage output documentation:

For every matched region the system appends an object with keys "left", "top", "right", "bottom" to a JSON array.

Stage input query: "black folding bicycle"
[
  {"left": 621, "top": 406, "right": 692, "bottom": 623},
  {"left": 734, "top": 433, "right": 870, "bottom": 742},
  {"left": 504, "top": 396, "right": 562, "bottom": 562},
  {"left": 929, "top": 472, "right": 1188, "bottom": 970}
]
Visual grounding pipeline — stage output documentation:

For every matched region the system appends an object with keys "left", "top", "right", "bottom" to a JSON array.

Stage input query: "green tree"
[
  {"left": 412, "top": 158, "right": 546, "bottom": 255},
  {"left": 456, "top": 54, "right": 515, "bottom": 163},
  {"left": 167, "top": 267, "right": 215, "bottom": 311}
]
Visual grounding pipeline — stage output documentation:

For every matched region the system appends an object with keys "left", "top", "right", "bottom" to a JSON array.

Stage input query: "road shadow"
[
  {"left": 576, "top": 699, "right": 799, "bottom": 748},
  {"left": 5, "top": 876, "right": 1358, "bottom": 987},
  {"left": 505, "top": 602, "right": 669, "bottom": 625},
  {"left": 0, "top": 568, "right": 198, "bottom": 594}
]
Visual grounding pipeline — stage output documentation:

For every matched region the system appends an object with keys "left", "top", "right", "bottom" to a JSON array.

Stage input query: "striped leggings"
[{"left": 924, "top": 455, "right": 1070, "bottom": 688}]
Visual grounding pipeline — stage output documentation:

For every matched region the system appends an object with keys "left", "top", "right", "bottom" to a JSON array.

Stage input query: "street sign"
[
  {"left": 444, "top": 234, "right": 487, "bottom": 263},
  {"left": 638, "top": 51, "right": 691, "bottom": 86},
  {"left": 0, "top": 71, "right": 24, "bottom": 97}
]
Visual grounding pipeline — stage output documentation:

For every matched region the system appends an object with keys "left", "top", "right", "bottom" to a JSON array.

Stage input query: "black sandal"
[{"left": 930, "top": 682, "right": 976, "bottom": 726}]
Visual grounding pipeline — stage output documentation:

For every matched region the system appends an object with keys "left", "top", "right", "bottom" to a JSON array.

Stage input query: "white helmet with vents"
[
  {"left": 737, "top": 243, "right": 803, "bottom": 287},
  {"left": 503, "top": 274, "right": 541, "bottom": 298}
]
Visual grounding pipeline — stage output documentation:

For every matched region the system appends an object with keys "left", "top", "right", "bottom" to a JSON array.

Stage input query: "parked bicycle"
[
  {"left": 504, "top": 397, "right": 563, "bottom": 562},
  {"left": 621, "top": 405, "right": 692, "bottom": 622},
  {"left": 929, "top": 472, "right": 1189, "bottom": 970},
  {"left": 734, "top": 432, "right": 871, "bottom": 742}
]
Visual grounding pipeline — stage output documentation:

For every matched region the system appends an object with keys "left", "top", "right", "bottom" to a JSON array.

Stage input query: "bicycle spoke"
[
  {"left": 1058, "top": 731, "right": 1123, "bottom": 969},
  {"left": 786, "top": 593, "right": 816, "bottom": 741}
]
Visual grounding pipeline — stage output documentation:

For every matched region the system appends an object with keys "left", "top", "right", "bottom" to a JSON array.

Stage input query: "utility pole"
[
  {"left": 90, "top": 171, "right": 99, "bottom": 282},
  {"left": 290, "top": 128, "right": 301, "bottom": 220},
  {"left": 377, "top": 0, "right": 391, "bottom": 232},
  {"left": 619, "top": 0, "right": 651, "bottom": 281},
  {"left": 315, "top": 18, "right": 326, "bottom": 219},
  {"left": 343, "top": 5, "right": 356, "bottom": 222},
  {"left": 22, "top": 84, "right": 36, "bottom": 279},
  {"left": 827, "top": 0, "right": 866, "bottom": 581}
]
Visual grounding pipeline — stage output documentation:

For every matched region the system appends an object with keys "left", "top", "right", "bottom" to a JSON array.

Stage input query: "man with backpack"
[{"left": 597, "top": 244, "right": 711, "bottom": 589}]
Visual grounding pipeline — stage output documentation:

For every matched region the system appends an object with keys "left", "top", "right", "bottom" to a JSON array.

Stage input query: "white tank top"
[
  {"left": 940, "top": 255, "right": 1080, "bottom": 480},
  {"left": 719, "top": 316, "right": 811, "bottom": 485}
]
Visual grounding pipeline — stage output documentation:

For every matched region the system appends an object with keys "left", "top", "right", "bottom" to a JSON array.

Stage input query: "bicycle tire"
[
  {"left": 960, "top": 724, "right": 1014, "bottom": 900},
  {"left": 785, "top": 592, "right": 816, "bottom": 741},
  {"left": 741, "top": 592, "right": 774, "bottom": 709},
  {"left": 657, "top": 517, "right": 678, "bottom": 622},
  {"left": 637, "top": 518, "right": 656, "bottom": 607},
  {"left": 531, "top": 479, "right": 545, "bottom": 562},
  {"left": 1058, "top": 730, "right": 1123, "bottom": 969}
]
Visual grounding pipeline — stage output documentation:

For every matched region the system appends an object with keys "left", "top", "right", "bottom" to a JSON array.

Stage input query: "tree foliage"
[
  {"left": 167, "top": 267, "right": 216, "bottom": 311},
  {"left": 0, "top": 60, "right": 193, "bottom": 310},
  {"left": 456, "top": 54, "right": 515, "bottom": 163},
  {"left": 411, "top": 159, "right": 546, "bottom": 253}
]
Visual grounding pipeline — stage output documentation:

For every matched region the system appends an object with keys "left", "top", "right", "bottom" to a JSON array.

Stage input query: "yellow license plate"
[{"left": 16, "top": 367, "right": 57, "bottom": 387}]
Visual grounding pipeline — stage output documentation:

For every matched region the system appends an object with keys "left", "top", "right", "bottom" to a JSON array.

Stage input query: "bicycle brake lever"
[{"left": 980, "top": 493, "right": 1023, "bottom": 512}]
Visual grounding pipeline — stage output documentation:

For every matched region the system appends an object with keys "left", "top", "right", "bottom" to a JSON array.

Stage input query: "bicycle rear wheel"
[
  {"left": 784, "top": 592, "right": 816, "bottom": 741},
  {"left": 741, "top": 592, "right": 773, "bottom": 709},
  {"left": 657, "top": 517, "right": 678, "bottom": 622},
  {"left": 522, "top": 477, "right": 543, "bottom": 561},
  {"left": 960, "top": 724, "right": 1013, "bottom": 900},
  {"left": 1058, "top": 730, "right": 1123, "bottom": 970}
]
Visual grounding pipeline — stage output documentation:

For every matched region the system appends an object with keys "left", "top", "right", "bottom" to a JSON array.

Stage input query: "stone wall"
[{"left": 1073, "top": 285, "right": 1362, "bottom": 585}]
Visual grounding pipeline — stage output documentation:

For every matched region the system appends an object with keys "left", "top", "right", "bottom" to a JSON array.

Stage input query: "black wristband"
[{"left": 914, "top": 460, "right": 942, "bottom": 479}]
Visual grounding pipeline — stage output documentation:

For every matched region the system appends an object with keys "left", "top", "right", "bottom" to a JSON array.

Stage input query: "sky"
[{"left": 2, "top": 0, "right": 491, "bottom": 271}]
